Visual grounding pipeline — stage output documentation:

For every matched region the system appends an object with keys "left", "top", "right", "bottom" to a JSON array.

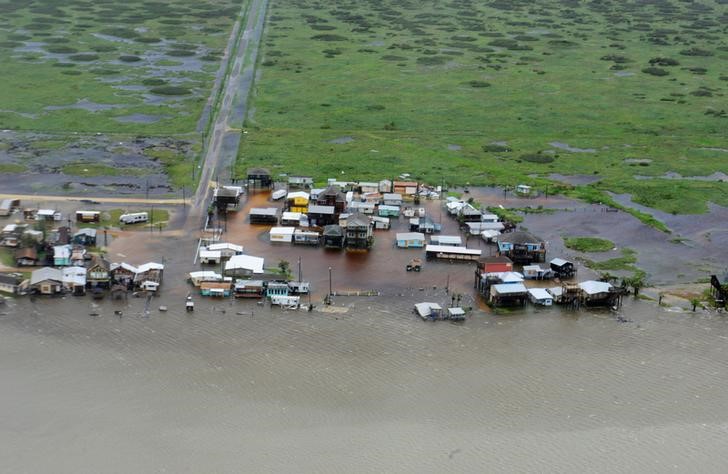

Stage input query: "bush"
[
  {"left": 68, "top": 53, "right": 99, "bottom": 61},
  {"left": 482, "top": 144, "right": 511, "bottom": 152},
  {"left": 119, "top": 55, "right": 141, "bottom": 62},
  {"left": 467, "top": 80, "right": 491, "bottom": 88},
  {"left": 642, "top": 67, "right": 669, "bottom": 76},
  {"left": 679, "top": 47, "right": 713, "bottom": 56},
  {"left": 142, "top": 78, "right": 166, "bottom": 86},
  {"left": 648, "top": 57, "right": 679, "bottom": 66},
  {"left": 311, "top": 34, "right": 347, "bottom": 41},
  {"left": 150, "top": 86, "right": 191, "bottom": 95},
  {"left": 520, "top": 153, "right": 554, "bottom": 163}
]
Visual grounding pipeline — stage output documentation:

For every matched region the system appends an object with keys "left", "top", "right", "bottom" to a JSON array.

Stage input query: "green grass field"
[
  {"left": 0, "top": 0, "right": 241, "bottom": 134},
  {"left": 238, "top": 0, "right": 728, "bottom": 216}
]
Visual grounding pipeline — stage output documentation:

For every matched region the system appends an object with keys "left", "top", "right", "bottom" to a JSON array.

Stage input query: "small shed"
[
  {"left": 199, "top": 250, "right": 222, "bottom": 265},
  {"left": 430, "top": 235, "right": 462, "bottom": 247},
  {"left": 247, "top": 167, "right": 272, "bottom": 189},
  {"left": 378, "top": 205, "right": 400, "bottom": 217},
  {"left": 200, "top": 281, "right": 231, "bottom": 297},
  {"left": 523, "top": 265, "right": 553, "bottom": 280},
  {"left": 270, "top": 226, "right": 295, "bottom": 244},
  {"left": 550, "top": 258, "right": 576, "bottom": 278},
  {"left": 249, "top": 207, "right": 279, "bottom": 224},
  {"left": 75, "top": 211, "right": 100, "bottom": 223},
  {"left": 396, "top": 232, "right": 425, "bottom": 248},
  {"left": 234, "top": 279, "right": 265, "bottom": 298},
  {"left": 293, "top": 229, "right": 320, "bottom": 246},
  {"left": 281, "top": 211, "right": 302, "bottom": 226},
  {"left": 382, "top": 193, "right": 403, "bottom": 206},
  {"left": 371, "top": 216, "right": 390, "bottom": 230},
  {"left": 414, "top": 302, "right": 443, "bottom": 320},
  {"left": 206, "top": 243, "right": 244, "bottom": 258},
  {"left": 528, "top": 288, "right": 553, "bottom": 306},
  {"left": 271, "top": 189, "right": 287, "bottom": 201},
  {"left": 489, "top": 283, "right": 528, "bottom": 306},
  {"left": 516, "top": 184, "right": 532, "bottom": 195},
  {"left": 15, "top": 247, "right": 38, "bottom": 267}
]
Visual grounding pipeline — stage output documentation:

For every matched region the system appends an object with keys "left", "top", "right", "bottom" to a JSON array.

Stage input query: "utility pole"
[{"left": 328, "top": 266, "right": 332, "bottom": 301}]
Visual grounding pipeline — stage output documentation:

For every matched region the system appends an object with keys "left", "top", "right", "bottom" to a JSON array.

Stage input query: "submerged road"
[{"left": 186, "top": 0, "right": 269, "bottom": 227}]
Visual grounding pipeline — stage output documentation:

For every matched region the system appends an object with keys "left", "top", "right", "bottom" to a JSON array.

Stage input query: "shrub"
[
  {"left": 642, "top": 67, "right": 669, "bottom": 76},
  {"left": 311, "top": 34, "right": 347, "bottom": 41},
  {"left": 467, "top": 80, "right": 491, "bottom": 88},
  {"left": 482, "top": 144, "right": 511, "bottom": 152},
  {"left": 520, "top": 153, "right": 554, "bottom": 163},
  {"left": 119, "top": 55, "right": 141, "bottom": 62},
  {"left": 68, "top": 53, "right": 99, "bottom": 61},
  {"left": 679, "top": 47, "right": 713, "bottom": 56},
  {"left": 150, "top": 86, "right": 191, "bottom": 95}
]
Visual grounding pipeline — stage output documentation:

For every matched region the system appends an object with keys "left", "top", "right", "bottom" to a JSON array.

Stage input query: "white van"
[{"left": 119, "top": 212, "right": 149, "bottom": 224}]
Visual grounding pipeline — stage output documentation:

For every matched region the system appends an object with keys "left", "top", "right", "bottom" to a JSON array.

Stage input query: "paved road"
[{"left": 187, "top": 0, "right": 269, "bottom": 227}]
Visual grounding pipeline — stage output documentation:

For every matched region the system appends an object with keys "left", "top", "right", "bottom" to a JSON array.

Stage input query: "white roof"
[
  {"left": 310, "top": 187, "right": 325, "bottom": 195},
  {"left": 382, "top": 193, "right": 402, "bottom": 200},
  {"left": 358, "top": 181, "right": 378, "bottom": 187},
  {"left": 110, "top": 262, "right": 138, "bottom": 273},
  {"left": 379, "top": 205, "right": 400, "bottom": 211},
  {"left": 523, "top": 264, "right": 543, "bottom": 271},
  {"left": 207, "top": 242, "right": 243, "bottom": 253},
  {"left": 37, "top": 209, "right": 56, "bottom": 216},
  {"left": 199, "top": 250, "right": 222, "bottom": 259},
  {"left": 447, "top": 307, "right": 466, "bottom": 316},
  {"left": 287, "top": 191, "right": 309, "bottom": 200},
  {"left": 481, "top": 230, "right": 501, "bottom": 238},
  {"left": 30, "top": 267, "right": 62, "bottom": 285},
  {"left": 550, "top": 258, "right": 570, "bottom": 267},
  {"left": 425, "top": 245, "right": 482, "bottom": 256},
  {"left": 62, "top": 266, "right": 87, "bottom": 286},
  {"left": 371, "top": 216, "right": 389, "bottom": 222},
  {"left": 137, "top": 262, "right": 164, "bottom": 273},
  {"left": 225, "top": 255, "right": 265, "bottom": 274},
  {"left": 349, "top": 201, "right": 374, "bottom": 208},
  {"left": 579, "top": 280, "right": 613, "bottom": 295},
  {"left": 414, "top": 302, "right": 442, "bottom": 317},
  {"left": 189, "top": 271, "right": 222, "bottom": 280},
  {"left": 271, "top": 189, "right": 287, "bottom": 199},
  {"left": 270, "top": 226, "right": 295, "bottom": 235},
  {"left": 432, "top": 235, "right": 462, "bottom": 245},
  {"left": 2, "top": 224, "right": 17, "bottom": 232},
  {"left": 467, "top": 222, "right": 505, "bottom": 231},
  {"left": 547, "top": 287, "right": 563, "bottom": 297},
  {"left": 53, "top": 245, "right": 71, "bottom": 259},
  {"left": 528, "top": 288, "right": 552, "bottom": 300},
  {"left": 486, "top": 271, "right": 524, "bottom": 283},
  {"left": 492, "top": 283, "right": 528, "bottom": 295},
  {"left": 396, "top": 232, "right": 425, "bottom": 241},
  {"left": 481, "top": 214, "right": 499, "bottom": 221},
  {"left": 281, "top": 212, "right": 302, "bottom": 221}
]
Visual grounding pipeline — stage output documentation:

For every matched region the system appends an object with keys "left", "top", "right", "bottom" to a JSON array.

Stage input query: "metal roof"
[
  {"left": 250, "top": 207, "right": 279, "bottom": 216},
  {"left": 425, "top": 245, "right": 481, "bottom": 256},
  {"left": 492, "top": 283, "right": 528, "bottom": 295},
  {"left": 528, "top": 288, "right": 552, "bottom": 300},
  {"left": 225, "top": 255, "right": 265, "bottom": 274},
  {"left": 579, "top": 280, "right": 612, "bottom": 295},
  {"left": 307, "top": 205, "right": 335, "bottom": 214},
  {"left": 396, "top": 232, "right": 425, "bottom": 241}
]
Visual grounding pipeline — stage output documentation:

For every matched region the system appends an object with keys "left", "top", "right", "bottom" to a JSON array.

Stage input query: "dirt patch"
[
  {"left": 328, "top": 136, "right": 354, "bottom": 144},
  {"left": 549, "top": 141, "right": 596, "bottom": 153}
]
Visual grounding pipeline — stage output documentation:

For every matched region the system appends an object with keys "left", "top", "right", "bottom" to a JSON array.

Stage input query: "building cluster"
[{"left": 0, "top": 200, "right": 163, "bottom": 298}]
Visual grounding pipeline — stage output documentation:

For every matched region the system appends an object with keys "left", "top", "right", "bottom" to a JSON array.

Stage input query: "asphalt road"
[{"left": 186, "top": 0, "right": 269, "bottom": 227}]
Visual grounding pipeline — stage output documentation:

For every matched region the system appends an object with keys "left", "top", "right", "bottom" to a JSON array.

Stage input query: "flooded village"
[
  {"left": 2, "top": 173, "right": 728, "bottom": 473},
  {"left": 1, "top": 169, "right": 725, "bottom": 319}
]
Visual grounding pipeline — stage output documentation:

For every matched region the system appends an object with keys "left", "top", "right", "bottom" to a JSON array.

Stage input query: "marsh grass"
[{"left": 239, "top": 0, "right": 728, "bottom": 222}]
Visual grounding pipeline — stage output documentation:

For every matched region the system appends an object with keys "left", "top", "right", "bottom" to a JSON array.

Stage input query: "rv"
[{"left": 119, "top": 212, "right": 149, "bottom": 225}]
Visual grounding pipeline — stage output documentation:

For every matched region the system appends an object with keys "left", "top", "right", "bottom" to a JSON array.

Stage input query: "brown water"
[
  {"left": 2, "top": 287, "right": 728, "bottom": 472},
  {"left": 3, "top": 192, "right": 728, "bottom": 472}
]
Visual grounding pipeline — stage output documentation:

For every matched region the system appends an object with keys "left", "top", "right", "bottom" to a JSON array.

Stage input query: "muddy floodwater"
[
  {"left": 2, "top": 192, "right": 728, "bottom": 472},
  {"left": 2, "top": 287, "right": 728, "bottom": 472}
]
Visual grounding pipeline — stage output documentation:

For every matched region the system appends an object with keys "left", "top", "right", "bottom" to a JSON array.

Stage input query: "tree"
[
  {"left": 690, "top": 298, "right": 701, "bottom": 312},
  {"left": 278, "top": 259, "right": 290, "bottom": 276}
]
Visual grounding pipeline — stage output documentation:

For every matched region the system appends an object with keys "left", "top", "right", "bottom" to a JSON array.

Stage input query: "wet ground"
[
  {"left": 2, "top": 190, "right": 728, "bottom": 472},
  {"left": 0, "top": 131, "right": 194, "bottom": 195}
]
